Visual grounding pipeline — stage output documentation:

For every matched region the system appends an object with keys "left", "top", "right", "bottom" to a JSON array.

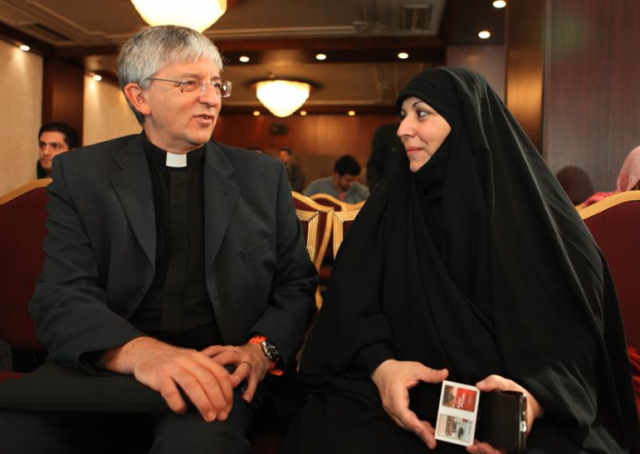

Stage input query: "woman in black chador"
[{"left": 282, "top": 68, "right": 640, "bottom": 453}]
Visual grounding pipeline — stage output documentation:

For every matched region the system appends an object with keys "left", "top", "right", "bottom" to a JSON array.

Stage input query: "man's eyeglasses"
[{"left": 143, "top": 78, "right": 232, "bottom": 97}]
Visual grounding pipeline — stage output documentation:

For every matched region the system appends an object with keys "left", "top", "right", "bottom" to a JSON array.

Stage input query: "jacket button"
[{"left": 140, "top": 287, "right": 146, "bottom": 296}]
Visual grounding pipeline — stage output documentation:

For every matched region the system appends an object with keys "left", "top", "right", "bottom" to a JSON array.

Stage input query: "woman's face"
[{"left": 397, "top": 96, "right": 451, "bottom": 172}]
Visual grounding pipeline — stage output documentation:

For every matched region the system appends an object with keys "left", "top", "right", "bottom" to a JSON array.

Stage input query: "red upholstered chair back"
[
  {"left": 579, "top": 191, "right": 640, "bottom": 350},
  {"left": 0, "top": 180, "right": 50, "bottom": 352}
]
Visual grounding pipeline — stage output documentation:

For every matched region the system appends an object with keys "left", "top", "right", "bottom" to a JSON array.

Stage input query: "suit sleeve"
[
  {"left": 249, "top": 164, "right": 318, "bottom": 370},
  {"left": 29, "top": 158, "right": 145, "bottom": 374}
]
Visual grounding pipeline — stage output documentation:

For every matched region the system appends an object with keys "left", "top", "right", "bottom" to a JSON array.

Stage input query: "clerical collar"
[{"left": 142, "top": 132, "right": 206, "bottom": 169}]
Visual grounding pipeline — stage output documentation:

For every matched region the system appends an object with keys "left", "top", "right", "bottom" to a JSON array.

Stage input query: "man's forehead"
[
  {"left": 158, "top": 59, "right": 221, "bottom": 77},
  {"left": 39, "top": 131, "right": 66, "bottom": 142}
]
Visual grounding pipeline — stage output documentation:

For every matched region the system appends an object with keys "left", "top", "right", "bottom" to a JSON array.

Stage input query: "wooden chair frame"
[
  {"left": 295, "top": 209, "right": 320, "bottom": 263},
  {"left": 331, "top": 209, "right": 360, "bottom": 259},
  {"left": 578, "top": 190, "right": 640, "bottom": 220},
  {"left": 291, "top": 192, "right": 334, "bottom": 271},
  {"left": 343, "top": 200, "right": 365, "bottom": 211},
  {"left": 309, "top": 193, "right": 348, "bottom": 210},
  {"left": 0, "top": 179, "right": 51, "bottom": 205},
  {"left": 309, "top": 193, "right": 365, "bottom": 211}
]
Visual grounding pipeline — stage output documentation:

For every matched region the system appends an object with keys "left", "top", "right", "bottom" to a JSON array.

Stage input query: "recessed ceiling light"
[
  {"left": 300, "top": 111, "right": 307, "bottom": 116},
  {"left": 239, "top": 55, "right": 250, "bottom": 63},
  {"left": 315, "top": 53, "right": 327, "bottom": 61},
  {"left": 253, "top": 111, "right": 261, "bottom": 116},
  {"left": 478, "top": 30, "right": 491, "bottom": 39},
  {"left": 19, "top": 44, "right": 30, "bottom": 52},
  {"left": 493, "top": 0, "right": 507, "bottom": 8},
  {"left": 397, "top": 52, "right": 409, "bottom": 60},
  {"left": 348, "top": 110, "right": 356, "bottom": 116},
  {"left": 92, "top": 74, "right": 103, "bottom": 82}
]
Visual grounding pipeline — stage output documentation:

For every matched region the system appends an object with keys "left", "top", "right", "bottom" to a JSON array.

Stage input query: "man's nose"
[{"left": 199, "top": 83, "right": 221, "bottom": 106}]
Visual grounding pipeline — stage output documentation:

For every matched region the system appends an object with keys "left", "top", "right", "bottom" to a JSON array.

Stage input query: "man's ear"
[{"left": 123, "top": 83, "right": 151, "bottom": 116}]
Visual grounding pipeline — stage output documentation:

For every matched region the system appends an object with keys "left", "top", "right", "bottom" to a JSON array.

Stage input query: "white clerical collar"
[{"left": 165, "top": 152, "right": 187, "bottom": 168}]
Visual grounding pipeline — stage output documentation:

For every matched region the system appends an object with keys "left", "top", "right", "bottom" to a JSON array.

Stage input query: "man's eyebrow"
[{"left": 180, "top": 73, "right": 221, "bottom": 80}]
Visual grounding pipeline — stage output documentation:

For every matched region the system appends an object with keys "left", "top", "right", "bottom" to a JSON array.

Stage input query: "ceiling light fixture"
[
  {"left": 92, "top": 74, "right": 103, "bottom": 82},
  {"left": 478, "top": 30, "right": 491, "bottom": 39},
  {"left": 397, "top": 52, "right": 409, "bottom": 60},
  {"left": 300, "top": 111, "right": 307, "bottom": 116},
  {"left": 315, "top": 54, "right": 327, "bottom": 61},
  {"left": 253, "top": 111, "right": 261, "bottom": 116},
  {"left": 493, "top": 0, "right": 507, "bottom": 8},
  {"left": 348, "top": 110, "right": 356, "bottom": 116},
  {"left": 19, "top": 44, "right": 30, "bottom": 52},
  {"left": 239, "top": 55, "right": 250, "bottom": 63},
  {"left": 131, "top": 0, "right": 227, "bottom": 32},
  {"left": 254, "top": 80, "right": 314, "bottom": 118}
]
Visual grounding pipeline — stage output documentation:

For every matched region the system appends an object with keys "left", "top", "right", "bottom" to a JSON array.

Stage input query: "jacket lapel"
[
  {"left": 109, "top": 134, "right": 156, "bottom": 266},
  {"left": 204, "top": 142, "right": 239, "bottom": 270}
]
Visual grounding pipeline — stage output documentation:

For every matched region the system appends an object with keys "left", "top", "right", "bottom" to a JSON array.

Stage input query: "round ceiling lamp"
[
  {"left": 255, "top": 80, "right": 313, "bottom": 118},
  {"left": 131, "top": 0, "right": 227, "bottom": 32}
]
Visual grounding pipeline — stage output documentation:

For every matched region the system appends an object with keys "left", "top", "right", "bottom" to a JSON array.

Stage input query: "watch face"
[{"left": 261, "top": 340, "right": 280, "bottom": 362}]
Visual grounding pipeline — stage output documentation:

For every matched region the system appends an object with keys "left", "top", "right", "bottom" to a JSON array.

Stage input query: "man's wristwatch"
[{"left": 249, "top": 335, "right": 280, "bottom": 364}]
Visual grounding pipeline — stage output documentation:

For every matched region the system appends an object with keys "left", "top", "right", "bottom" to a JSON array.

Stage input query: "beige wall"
[
  {"left": 447, "top": 45, "right": 506, "bottom": 101},
  {"left": 0, "top": 40, "right": 43, "bottom": 196},
  {"left": 83, "top": 76, "right": 141, "bottom": 146}
]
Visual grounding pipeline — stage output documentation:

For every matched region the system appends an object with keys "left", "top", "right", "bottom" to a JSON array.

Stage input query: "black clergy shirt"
[{"left": 129, "top": 134, "right": 223, "bottom": 350}]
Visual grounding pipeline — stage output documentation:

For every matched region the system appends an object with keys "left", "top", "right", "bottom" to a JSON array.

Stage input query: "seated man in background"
[
  {"left": 36, "top": 121, "right": 79, "bottom": 178},
  {"left": 0, "top": 25, "right": 316, "bottom": 454},
  {"left": 305, "top": 154, "right": 370, "bottom": 203},
  {"left": 278, "top": 147, "right": 306, "bottom": 192}
]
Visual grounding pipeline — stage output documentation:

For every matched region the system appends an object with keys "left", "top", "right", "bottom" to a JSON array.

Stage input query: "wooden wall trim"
[
  {"left": 42, "top": 57, "right": 85, "bottom": 144},
  {"left": 505, "top": 0, "right": 544, "bottom": 152}
]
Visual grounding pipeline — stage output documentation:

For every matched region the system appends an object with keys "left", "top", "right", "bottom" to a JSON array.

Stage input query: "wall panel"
[
  {"left": 213, "top": 113, "right": 397, "bottom": 188},
  {"left": 0, "top": 40, "right": 42, "bottom": 195},
  {"left": 83, "top": 77, "right": 141, "bottom": 146},
  {"left": 42, "top": 58, "right": 84, "bottom": 141},
  {"left": 543, "top": 0, "right": 640, "bottom": 196}
]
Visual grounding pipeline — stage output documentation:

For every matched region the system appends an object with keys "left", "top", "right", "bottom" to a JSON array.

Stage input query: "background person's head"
[
  {"left": 278, "top": 148, "right": 293, "bottom": 165},
  {"left": 118, "top": 26, "right": 227, "bottom": 153},
  {"left": 333, "top": 155, "right": 362, "bottom": 192},
  {"left": 38, "top": 122, "right": 80, "bottom": 176}
]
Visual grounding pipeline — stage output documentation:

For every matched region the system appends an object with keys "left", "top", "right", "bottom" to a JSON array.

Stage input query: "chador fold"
[{"left": 282, "top": 68, "right": 640, "bottom": 453}]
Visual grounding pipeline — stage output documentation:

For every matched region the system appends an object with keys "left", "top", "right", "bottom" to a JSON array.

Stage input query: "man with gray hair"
[{"left": 0, "top": 25, "right": 316, "bottom": 453}]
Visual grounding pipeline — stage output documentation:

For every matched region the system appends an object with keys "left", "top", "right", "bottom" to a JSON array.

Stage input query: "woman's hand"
[
  {"left": 371, "top": 359, "right": 448, "bottom": 449},
  {"left": 466, "top": 374, "right": 544, "bottom": 454}
]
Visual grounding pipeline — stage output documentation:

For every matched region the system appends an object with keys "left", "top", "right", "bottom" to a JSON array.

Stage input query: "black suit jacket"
[{"left": 30, "top": 134, "right": 317, "bottom": 374}]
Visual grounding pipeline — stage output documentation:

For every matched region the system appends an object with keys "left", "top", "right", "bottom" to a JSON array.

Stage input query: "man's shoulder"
[
  {"left": 308, "top": 177, "right": 331, "bottom": 186},
  {"left": 212, "top": 141, "right": 278, "bottom": 168},
  {"left": 304, "top": 177, "right": 333, "bottom": 196},
  {"left": 61, "top": 134, "right": 140, "bottom": 163},
  {"left": 306, "top": 177, "right": 331, "bottom": 189},
  {"left": 209, "top": 142, "right": 284, "bottom": 188},
  {"left": 355, "top": 182, "right": 370, "bottom": 195}
]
